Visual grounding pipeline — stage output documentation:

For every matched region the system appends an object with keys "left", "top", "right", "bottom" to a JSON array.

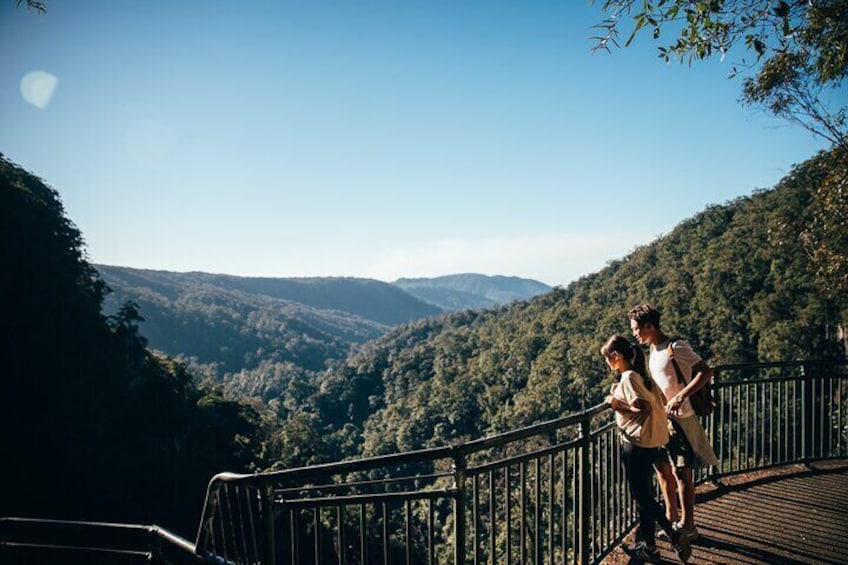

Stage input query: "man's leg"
[
  {"left": 654, "top": 459, "right": 679, "bottom": 523},
  {"left": 673, "top": 465, "right": 695, "bottom": 530}
]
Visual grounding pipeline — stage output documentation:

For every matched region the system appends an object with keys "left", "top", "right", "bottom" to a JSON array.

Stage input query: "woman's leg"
[
  {"left": 654, "top": 457, "right": 679, "bottom": 523},
  {"left": 623, "top": 442, "right": 674, "bottom": 545}
]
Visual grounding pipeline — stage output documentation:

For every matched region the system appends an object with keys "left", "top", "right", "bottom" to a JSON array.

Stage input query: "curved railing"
[
  {"left": 193, "top": 359, "right": 848, "bottom": 565},
  {"left": 3, "top": 360, "right": 845, "bottom": 564}
]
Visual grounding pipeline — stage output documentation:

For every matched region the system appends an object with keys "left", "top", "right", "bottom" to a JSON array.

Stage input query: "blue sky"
[{"left": 1, "top": 1, "right": 829, "bottom": 286}]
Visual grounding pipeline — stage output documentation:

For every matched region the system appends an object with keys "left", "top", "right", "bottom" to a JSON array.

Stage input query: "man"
[{"left": 628, "top": 304, "right": 718, "bottom": 541}]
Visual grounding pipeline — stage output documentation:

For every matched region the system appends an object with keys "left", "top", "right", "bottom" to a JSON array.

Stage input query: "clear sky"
[{"left": 1, "top": 1, "right": 828, "bottom": 287}]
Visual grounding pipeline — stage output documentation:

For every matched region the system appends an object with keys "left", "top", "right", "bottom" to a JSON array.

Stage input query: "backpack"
[{"left": 665, "top": 340, "right": 717, "bottom": 418}]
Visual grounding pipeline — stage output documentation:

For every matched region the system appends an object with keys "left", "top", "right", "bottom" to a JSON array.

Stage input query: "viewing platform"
[
  {"left": 2, "top": 360, "right": 847, "bottom": 564},
  {"left": 605, "top": 459, "right": 848, "bottom": 565}
]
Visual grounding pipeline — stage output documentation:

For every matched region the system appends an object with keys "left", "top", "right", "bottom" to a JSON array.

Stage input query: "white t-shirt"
[
  {"left": 649, "top": 339, "right": 702, "bottom": 419},
  {"left": 612, "top": 369, "right": 669, "bottom": 448}
]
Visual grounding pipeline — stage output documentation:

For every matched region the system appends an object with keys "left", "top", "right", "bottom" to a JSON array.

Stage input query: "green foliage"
[
  {"left": 741, "top": 0, "right": 848, "bottom": 148},
  {"left": 4, "top": 145, "right": 844, "bottom": 534},
  {"left": 0, "top": 154, "right": 261, "bottom": 536},
  {"left": 591, "top": 0, "right": 847, "bottom": 148},
  {"left": 97, "top": 266, "right": 441, "bottom": 402},
  {"left": 771, "top": 148, "right": 848, "bottom": 305},
  {"left": 280, "top": 148, "right": 847, "bottom": 464},
  {"left": 592, "top": 0, "right": 807, "bottom": 63},
  {"left": 15, "top": 0, "right": 46, "bottom": 14}
]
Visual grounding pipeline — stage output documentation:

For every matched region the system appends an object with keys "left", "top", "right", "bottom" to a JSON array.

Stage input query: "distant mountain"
[
  {"left": 96, "top": 266, "right": 443, "bottom": 397},
  {"left": 393, "top": 273, "right": 552, "bottom": 310}
]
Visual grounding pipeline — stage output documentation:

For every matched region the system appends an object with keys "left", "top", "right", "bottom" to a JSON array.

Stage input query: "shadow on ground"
[{"left": 603, "top": 460, "right": 848, "bottom": 565}]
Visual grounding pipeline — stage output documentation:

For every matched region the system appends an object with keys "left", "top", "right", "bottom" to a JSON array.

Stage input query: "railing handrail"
[
  {"left": 200, "top": 402, "right": 611, "bottom": 494},
  {"left": 5, "top": 359, "right": 846, "bottom": 564},
  {"left": 714, "top": 358, "right": 848, "bottom": 372},
  {"left": 0, "top": 516, "right": 199, "bottom": 561},
  {"left": 191, "top": 358, "right": 845, "bottom": 564},
  {"left": 207, "top": 360, "right": 846, "bottom": 480},
  {"left": 199, "top": 360, "right": 847, "bottom": 492}
]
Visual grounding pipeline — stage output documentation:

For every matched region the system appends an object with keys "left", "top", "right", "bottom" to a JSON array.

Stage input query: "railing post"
[
  {"left": 452, "top": 450, "right": 467, "bottom": 565},
  {"left": 801, "top": 363, "right": 814, "bottom": 466},
  {"left": 578, "top": 415, "right": 592, "bottom": 565},
  {"left": 262, "top": 486, "right": 276, "bottom": 565},
  {"left": 709, "top": 367, "right": 721, "bottom": 483}
]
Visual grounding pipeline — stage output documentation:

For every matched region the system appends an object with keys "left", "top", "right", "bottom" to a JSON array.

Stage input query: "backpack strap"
[{"left": 666, "top": 340, "right": 689, "bottom": 386}]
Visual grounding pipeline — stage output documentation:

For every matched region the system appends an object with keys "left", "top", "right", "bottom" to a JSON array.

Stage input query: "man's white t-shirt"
[{"left": 649, "top": 339, "right": 702, "bottom": 420}]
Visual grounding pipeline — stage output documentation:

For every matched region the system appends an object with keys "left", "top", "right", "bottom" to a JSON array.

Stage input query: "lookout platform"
[{"left": 603, "top": 460, "right": 848, "bottom": 565}]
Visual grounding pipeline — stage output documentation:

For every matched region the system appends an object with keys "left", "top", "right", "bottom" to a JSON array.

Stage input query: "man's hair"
[{"left": 628, "top": 304, "right": 661, "bottom": 328}]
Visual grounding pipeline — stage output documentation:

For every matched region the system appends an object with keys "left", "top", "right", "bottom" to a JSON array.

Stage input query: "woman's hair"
[{"left": 601, "top": 334, "right": 652, "bottom": 391}]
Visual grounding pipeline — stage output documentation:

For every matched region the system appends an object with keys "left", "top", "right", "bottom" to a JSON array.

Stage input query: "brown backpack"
[{"left": 665, "top": 340, "right": 716, "bottom": 417}]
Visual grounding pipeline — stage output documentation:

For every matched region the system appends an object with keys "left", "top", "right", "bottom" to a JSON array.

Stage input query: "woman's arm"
[{"left": 607, "top": 377, "right": 650, "bottom": 413}]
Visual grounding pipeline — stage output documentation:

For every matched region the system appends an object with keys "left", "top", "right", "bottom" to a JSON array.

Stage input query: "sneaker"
[
  {"left": 659, "top": 521, "right": 700, "bottom": 542},
  {"left": 622, "top": 541, "right": 662, "bottom": 563},
  {"left": 670, "top": 531, "right": 692, "bottom": 563},
  {"left": 674, "top": 522, "right": 700, "bottom": 541}
]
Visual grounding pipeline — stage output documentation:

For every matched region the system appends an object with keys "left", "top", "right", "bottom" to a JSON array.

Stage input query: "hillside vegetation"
[
  {"left": 96, "top": 268, "right": 550, "bottom": 403},
  {"left": 269, "top": 148, "right": 847, "bottom": 468},
  {"left": 97, "top": 266, "right": 442, "bottom": 400},
  {"left": 2, "top": 147, "right": 845, "bottom": 532},
  {"left": 1, "top": 155, "right": 261, "bottom": 537}
]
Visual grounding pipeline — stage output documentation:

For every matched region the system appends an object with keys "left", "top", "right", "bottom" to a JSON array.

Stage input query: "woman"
[{"left": 602, "top": 334, "right": 691, "bottom": 563}]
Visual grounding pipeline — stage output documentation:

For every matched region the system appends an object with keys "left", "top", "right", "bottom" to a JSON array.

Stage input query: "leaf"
[{"left": 625, "top": 14, "right": 646, "bottom": 47}]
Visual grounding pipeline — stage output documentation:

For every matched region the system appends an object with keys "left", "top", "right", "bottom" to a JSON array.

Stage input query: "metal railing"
[
  {"left": 708, "top": 360, "right": 848, "bottom": 479},
  {"left": 3, "top": 360, "right": 846, "bottom": 564},
  {"left": 193, "top": 360, "right": 847, "bottom": 565},
  {"left": 0, "top": 516, "right": 201, "bottom": 564}
]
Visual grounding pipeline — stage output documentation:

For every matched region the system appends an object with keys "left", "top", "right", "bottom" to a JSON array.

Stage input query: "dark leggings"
[{"left": 621, "top": 440, "right": 674, "bottom": 546}]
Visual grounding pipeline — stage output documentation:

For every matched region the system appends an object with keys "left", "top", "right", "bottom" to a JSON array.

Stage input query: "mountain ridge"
[
  {"left": 96, "top": 266, "right": 551, "bottom": 399},
  {"left": 393, "top": 272, "right": 552, "bottom": 310}
]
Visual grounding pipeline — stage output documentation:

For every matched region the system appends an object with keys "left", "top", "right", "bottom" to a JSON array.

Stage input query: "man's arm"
[{"left": 668, "top": 360, "right": 712, "bottom": 412}]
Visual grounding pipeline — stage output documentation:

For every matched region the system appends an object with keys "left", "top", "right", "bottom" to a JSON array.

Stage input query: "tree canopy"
[
  {"left": 591, "top": 0, "right": 847, "bottom": 148},
  {"left": 15, "top": 0, "right": 45, "bottom": 13},
  {"left": 223, "top": 147, "right": 846, "bottom": 473},
  {"left": 1, "top": 154, "right": 262, "bottom": 536}
]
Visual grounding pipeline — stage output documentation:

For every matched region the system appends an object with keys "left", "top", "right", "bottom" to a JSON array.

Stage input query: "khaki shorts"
[
  {"left": 656, "top": 418, "right": 696, "bottom": 468},
  {"left": 655, "top": 415, "right": 719, "bottom": 469}
]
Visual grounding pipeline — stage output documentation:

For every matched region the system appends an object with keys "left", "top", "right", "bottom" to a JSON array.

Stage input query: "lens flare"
[{"left": 20, "top": 70, "right": 59, "bottom": 108}]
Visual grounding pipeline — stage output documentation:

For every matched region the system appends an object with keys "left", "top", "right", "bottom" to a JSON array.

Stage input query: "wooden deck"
[{"left": 602, "top": 460, "right": 848, "bottom": 565}]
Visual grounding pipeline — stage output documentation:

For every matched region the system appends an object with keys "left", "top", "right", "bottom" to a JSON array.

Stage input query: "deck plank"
[{"left": 602, "top": 460, "right": 848, "bottom": 565}]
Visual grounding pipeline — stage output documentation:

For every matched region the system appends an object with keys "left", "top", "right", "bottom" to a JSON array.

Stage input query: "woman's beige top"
[{"left": 611, "top": 369, "right": 669, "bottom": 448}]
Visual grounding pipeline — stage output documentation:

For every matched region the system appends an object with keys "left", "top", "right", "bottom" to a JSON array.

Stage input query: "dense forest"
[
  {"left": 95, "top": 268, "right": 547, "bottom": 403},
  {"left": 96, "top": 266, "right": 438, "bottom": 402},
  {"left": 0, "top": 154, "right": 262, "bottom": 537},
  {"left": 262, "top": 147, "right": 847, "bottom": 470},
  {"left": 2, "top": 147, "right": 845, "bottom": 537}
]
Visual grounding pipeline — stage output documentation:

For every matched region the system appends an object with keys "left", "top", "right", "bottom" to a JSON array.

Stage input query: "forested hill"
[
  {"left": 393, "top": 273, "right": 552, "bottom": 310},
  {"left": 96, "top": 266, "right": 443, "bottom": 399},
  {"left": 98, "top": 267, "right": 442, "bottom": 327},
  {"left": 281, "top": 149, "right": 847, "bottom": 467},
  {"left": 1, "top": 154, "right": 261, "bottom": 537}
]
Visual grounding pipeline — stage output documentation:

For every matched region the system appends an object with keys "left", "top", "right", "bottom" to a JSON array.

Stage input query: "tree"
[
  {"left": 0, "top": 153, "right": 263, "bottom": 535},
  {"left": 15, "top": 0, "right": 45, "bottom": 13},
  {"left": 591, "top": 0, "right": 847, "bottom": 148},
  {"left": 798, "top": 147, "right": 848, "bottom": 299}
]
